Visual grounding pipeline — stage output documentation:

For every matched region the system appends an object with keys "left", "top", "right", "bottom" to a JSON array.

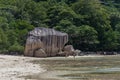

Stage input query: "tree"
[
  {"left": 115, "top": 23, "right": 120, "bottom": 32},
  {"left": 103, "top": 31, "right": 120, "bottom": 51},
  {"left": 72, "top": 0, "right": 112, "bottom": 50},
  {"left": 8, "top": 41, "right": 24, "bottom": 54},
  {"left": 6, "top": 30, "right": 17, "bottom": 46},
  {"left": 0, "top": 28, "right": 8, "bottom": 51},
  {"left": 110, "top": 13, "right": 120, "bottom": 30},
  {"left": 47, "top": 3, "right": 77, "bottom": 27},
  {"left": 0, "top": 17, "right": 9, "bottom": 31},
  {"left": 9, "top": 20, "right": 34, "bottom": 45},
  {"left": 75, "top": 25, "right": 99, "bottom": 51}
]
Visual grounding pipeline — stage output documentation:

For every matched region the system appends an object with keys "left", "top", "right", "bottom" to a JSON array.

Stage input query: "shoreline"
[{"left": 0, "top": 54, "right": 119, "bottom": 80}]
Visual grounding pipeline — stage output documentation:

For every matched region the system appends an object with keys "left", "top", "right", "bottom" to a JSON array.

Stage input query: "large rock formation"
[{"left": 24, "top": 27, "right": 68, "bottom": 57}]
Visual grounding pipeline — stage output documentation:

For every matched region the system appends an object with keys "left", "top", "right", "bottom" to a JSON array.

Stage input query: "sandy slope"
[{"left": 0, "top": 55, "right": 46, "bottom": 80}]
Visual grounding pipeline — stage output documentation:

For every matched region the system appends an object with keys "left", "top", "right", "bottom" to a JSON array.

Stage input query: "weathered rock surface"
[
  {"left": 63, "top": 45, "right": 74, "bottom": 52},
  {"left": 62, "top": 45, "right": 75, "bottom": 57},
  {"left": 34, "top": 49, "right": 47, "bottom": 57},
  {"left": 58, "top": 45, "right": 81, "bottom": 57},
  {"left": 24, "top": 27, "right": 68, "bottom": 57}
]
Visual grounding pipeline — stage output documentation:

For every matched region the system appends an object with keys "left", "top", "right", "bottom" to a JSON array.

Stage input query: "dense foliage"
[{"left": 0, "top": 0, "right": 120, "bottom": 54}]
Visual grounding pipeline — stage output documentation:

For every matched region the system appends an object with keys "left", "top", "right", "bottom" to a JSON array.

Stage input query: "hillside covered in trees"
[{"left": 0, "top": 0, "right": 120, "bottom": 54}]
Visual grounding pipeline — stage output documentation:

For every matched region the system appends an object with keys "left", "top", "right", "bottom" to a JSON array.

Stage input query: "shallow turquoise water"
[{"left": 26, "top": 56, "right": 120, "bottom": 80}]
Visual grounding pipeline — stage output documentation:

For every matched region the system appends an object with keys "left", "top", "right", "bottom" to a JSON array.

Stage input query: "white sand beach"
[{"left": 0, "top": 55, "right": 46, "bottom": 80}]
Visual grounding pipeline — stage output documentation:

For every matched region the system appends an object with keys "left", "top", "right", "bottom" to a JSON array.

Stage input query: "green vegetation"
[{"left": 0, "top": 0, "right": 120, "bottom": 54}]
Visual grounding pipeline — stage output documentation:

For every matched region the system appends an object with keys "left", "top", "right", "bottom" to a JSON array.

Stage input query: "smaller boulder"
[
  {"left": 63, "top": 45, "right": 74, "bottom": 52},
  {"left": 34, "top": 49, "right": 47, "bottom": 57},
  {"left": 63, "top": 45, "right": 76, "bottom": 57},
  {"left": 74, "top": 49, "right": 81, "bottom": 56}
]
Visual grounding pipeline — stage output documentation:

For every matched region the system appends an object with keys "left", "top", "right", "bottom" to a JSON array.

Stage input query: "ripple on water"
[{"left": 74, "top": 67, "right": 120, "bottom": 74}]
